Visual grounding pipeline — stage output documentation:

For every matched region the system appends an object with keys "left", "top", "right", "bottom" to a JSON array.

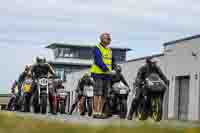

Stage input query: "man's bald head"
[{"left": 100, "top": 32, "right": 111, "bottom": 47}]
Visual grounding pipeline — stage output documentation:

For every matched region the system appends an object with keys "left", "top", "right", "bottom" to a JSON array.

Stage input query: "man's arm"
[
  {"left": 135, "top": 66, "right": 146, "bottom": 86},
  {"left": 75, "top": 80, "right": 81, "bottom": 93},
  {"left": 112, "top": 57, "right": 117, "bottom": 70},
  {"left": 120, "top": 74, "right": 129, "bottom": 87},
  {"left": 46, "top": 63, "right": 56, "bottom": 75},
  {"left": 156, "top": 66, "right": 169, "bottom": 84},
  {"left": 18, "top": 72, "right": 26, "bottom": 84},
  {"left": 94, "top": 47, "right": 109, "bottom": 72}
]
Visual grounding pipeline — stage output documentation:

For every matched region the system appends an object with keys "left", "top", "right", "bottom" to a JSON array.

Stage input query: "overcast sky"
[{"left": 0, "top": 0, "right": 200, "bottom": 93}]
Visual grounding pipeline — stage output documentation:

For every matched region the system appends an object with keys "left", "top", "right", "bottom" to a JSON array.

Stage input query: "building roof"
[
  {"left": 48, "top": 61, "right": 91, "bottom": 67},
  {"left": 48, "top": 58, "right": 93, "bottom": 66},
  {"left": 164, "top": 34, "right": 200, "bottom": 46},
  {"left": 126, "top": 53, "right": 164, "bottom": 63},
  {"left": 0, "top": 94, "right": 11, "bottom": 97},
  {"left": 46, "top": 43, "right": 132, "bottom": 51}
]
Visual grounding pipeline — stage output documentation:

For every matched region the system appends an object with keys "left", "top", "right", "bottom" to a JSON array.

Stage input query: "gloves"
[{"left": 108, "top": 70, "right": 116, "bottom": 76}]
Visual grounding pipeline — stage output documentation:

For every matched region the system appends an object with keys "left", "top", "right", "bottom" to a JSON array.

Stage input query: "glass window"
[
  {"left": 63, "top": 48, "right": 73, "bottom": 57},
  {"left": 56, "top": 68, "right": 65, "bottom": 81},
  {"left": 58, "top": 48, "right": 64, "bottom": 57}
]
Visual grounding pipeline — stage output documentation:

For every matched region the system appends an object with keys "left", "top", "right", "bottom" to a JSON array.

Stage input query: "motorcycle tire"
[
  {"left": 41, "top": 95, "right": 47, "bottom": 114},
  {"left": 60, "top": 101, "right": 65, "bottom": 114},
  {"left": 120, "top": 98, "right": 127, "bottom": 119},
  {"left": 137, "top": 98, "right": 148, "bottom": 120},
  {"left": 152, "top": 97, "right": 162, "bottom": 122},
  {"left": 24, "top": 94, "right": 31, "bottom": 112},
  {"left": 52, "top": 96, "right": 57, "bottom": 115}
]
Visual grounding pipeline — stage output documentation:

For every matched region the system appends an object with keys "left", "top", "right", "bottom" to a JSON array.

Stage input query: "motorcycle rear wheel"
[{"left": 137, "top": 98, "right": 148, "bottom": 120}]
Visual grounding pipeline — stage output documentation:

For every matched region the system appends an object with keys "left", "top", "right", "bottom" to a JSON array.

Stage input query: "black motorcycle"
[
  {"left": 136, "top": 73, "right": 167, "bottom": 121},
  {"left": 33, "top": 75, "right": 49, "bottom": 114},
  {"left": 7, "top": 94, "right": 17, "bottom": 111},
  {"left": 83, "top": 85, "right": 93, "bottom": 116},
  {"left": 111, "top": 82, "right": 130, "bottom": 119},
  {"left": 57, "top": 88, "right": 67, "bottom": 114}
]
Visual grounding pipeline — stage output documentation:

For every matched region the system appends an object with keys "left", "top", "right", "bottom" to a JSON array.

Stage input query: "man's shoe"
[
  {"left": 93, "top": 114, "right": 100, "bottom": 119},
  {"left": 99, "top": 114, "right": 109, "bottom": 119},
  {"left": 80, "top": 112, "right": 85, "bottom": 116},
  {"left": 127, "top": 115, "right": 133, "bottom": 120}
]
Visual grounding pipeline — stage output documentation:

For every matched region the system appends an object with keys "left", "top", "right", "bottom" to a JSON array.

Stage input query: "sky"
[{"left": 0, "top": 0, "right": 200, "bottom": 93}]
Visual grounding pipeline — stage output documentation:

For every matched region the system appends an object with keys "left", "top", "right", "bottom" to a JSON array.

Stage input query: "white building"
[{"left": 66, "top": 34, "right": 200, "bottom": 121}]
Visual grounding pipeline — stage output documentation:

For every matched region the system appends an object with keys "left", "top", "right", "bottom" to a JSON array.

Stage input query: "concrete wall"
[{"left": 165, "top": 38, "right": 200, "bottom": 120}]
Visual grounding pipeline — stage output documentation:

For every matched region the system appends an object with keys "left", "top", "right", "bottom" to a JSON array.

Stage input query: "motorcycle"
[
  {"left": 7, "top": 94, "right": 17, "bottom": 111},
  {"left": 57, "top": 88, "right": 67, "bottom": 114},
  {"left": 20, "top": 77, "right": 33, "bottom": 112},
  {"left": 136, "top": 73, "right": 167, "bottom": 122},
  {"left": 111, "top": 81, "right": 130, "bottom": 119},
  {"left": 83, "top": 85, "right": 93, "bottom": 116},
  {"left": 48, "top": 77, "right": 57, "bottom": 115},
  {"left": 34, "top": 75, "right": 49, "bottom": 114}
]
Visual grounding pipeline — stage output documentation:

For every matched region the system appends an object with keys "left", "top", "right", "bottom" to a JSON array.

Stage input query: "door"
[{"left": 177, "top": 76, "right": 190, "bottom": 120}]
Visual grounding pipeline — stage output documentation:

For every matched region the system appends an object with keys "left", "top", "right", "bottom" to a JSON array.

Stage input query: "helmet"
[
  {"left": 36, "top": 56, "right": 46, "bottom": 64},
  {"left": 83, "top": 73, "right": 90, "bottom": 78},
  {"left": 115, "top": 65, "right": 122, "bottom": 73},
  {"left": 145, "top": 57, "right": 153, "bottom": 64},
  {"left": 57, "top": 79, "right": 63, "bottom": 85}
]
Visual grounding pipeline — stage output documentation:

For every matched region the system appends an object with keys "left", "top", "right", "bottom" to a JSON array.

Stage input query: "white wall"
[{"left": 165, "top": 38, "right": 200, "bottom": 120}]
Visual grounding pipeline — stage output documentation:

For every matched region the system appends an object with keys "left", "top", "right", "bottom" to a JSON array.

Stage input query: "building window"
[{"left": 56, "top": 68, "right": 65, "bottom": 81}]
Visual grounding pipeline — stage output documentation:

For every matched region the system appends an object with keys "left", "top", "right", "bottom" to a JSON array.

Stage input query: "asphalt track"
[{"left": 10, "top": 111, "right": 200, "bottom": 128}]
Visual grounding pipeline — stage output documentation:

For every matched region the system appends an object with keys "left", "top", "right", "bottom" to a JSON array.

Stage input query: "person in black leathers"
[
  {"left": 106, "top": 65, "right": 130, "bottom": 118},
  {"left": 69, "top": 73, "right": 94, "bottom": 116},
  {"left": 18, "top": 65, "right": 31, "bottom": 95},
  {"left": 127, "top": 57, "right": 169, "bottom": 120},
  {"left": 14, "top": 65, "right": 32, "bottom": 110},
  {"left": 112, "top": 65, "right": 130, "bottom": 88},
  {"left": 7, "top": 80, "right": 18, "bottom": 111},
  {"left": 31, "top": 56, "right": 55, "bottom": 113}
]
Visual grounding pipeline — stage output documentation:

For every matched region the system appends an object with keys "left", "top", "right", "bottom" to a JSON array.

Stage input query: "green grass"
[{"left": 0, "top": 112, "right": 199, "bottom": 133}]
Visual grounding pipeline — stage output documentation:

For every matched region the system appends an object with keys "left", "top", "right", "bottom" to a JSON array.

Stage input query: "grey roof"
[
  {"left": 46, "top": 43, "right": 132, "bottom": 51},
  {"left": 48, "top": 61, "right": 91, "bottom": 66},
  {"left": 127, "top": 53, "right": 164, "bottom": 63},
  {"left": 164, "top": 34, "right": 200, "bottom": 46},
  {"left": 0, "top": 94, "right": 11, "bottom": 97}
]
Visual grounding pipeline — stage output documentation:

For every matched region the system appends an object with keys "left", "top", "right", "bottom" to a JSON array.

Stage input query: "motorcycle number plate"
[
  {"left": 84, "top": 86, "right": 93, "bottom": 97},
  {"left": 120, "top": 90, "right": 127, "bottom": 94},
  {"left": 39, "top": 78, "right": 48, "bottom": 86}
]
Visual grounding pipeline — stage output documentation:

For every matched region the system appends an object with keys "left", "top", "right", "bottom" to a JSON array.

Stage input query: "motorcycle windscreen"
[
  {"left": 112, "top": 81, "right": 129, "bottom": 94},
  {"left": 146, "top": 73, "right": 166, "bottom": 93},
  {"left": 83, "top": 86, "right": 93, "bottom": 97}
]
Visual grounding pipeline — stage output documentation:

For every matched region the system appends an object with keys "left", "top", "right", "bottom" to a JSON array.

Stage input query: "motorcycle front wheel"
[
  {"left": 60, "top": 101, "right": 65, "bottom": 114},
  {"left": 41, "top": 95, "right": 47, "bottom": 114},
  {"left": 152, "top": 96, "right": 162, "bottom": 122}
]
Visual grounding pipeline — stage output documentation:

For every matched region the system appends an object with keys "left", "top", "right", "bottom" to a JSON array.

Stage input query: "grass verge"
[{"left": 0, "top": 112, "right": 199, "bottom": 133}]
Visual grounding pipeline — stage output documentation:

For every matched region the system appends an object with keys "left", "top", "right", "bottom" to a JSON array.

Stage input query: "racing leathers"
[
  {"left": 31, "top": 63, "right": 55, "bottom": 112},
  {"left": 127, "top": 62, "right": 168, "bottom": 120},
  {"left": 69, "top": 75, "right": 94, "bottom": 116}
]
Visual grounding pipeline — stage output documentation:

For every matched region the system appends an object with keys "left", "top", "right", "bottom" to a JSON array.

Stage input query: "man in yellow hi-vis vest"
[{"left": 91, "top": 33, "right": 116, "bottom": 119}]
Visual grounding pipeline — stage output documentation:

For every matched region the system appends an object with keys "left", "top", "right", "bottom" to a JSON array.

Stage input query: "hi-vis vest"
[{"left": 90, "top": 44, "right": 112, "bottom": 74}]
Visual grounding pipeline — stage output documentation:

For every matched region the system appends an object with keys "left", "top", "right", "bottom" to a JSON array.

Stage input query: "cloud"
[{"left": 0, "top": 0, "right": 200, "bottom": 92}]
